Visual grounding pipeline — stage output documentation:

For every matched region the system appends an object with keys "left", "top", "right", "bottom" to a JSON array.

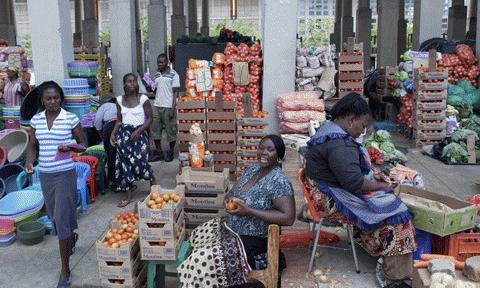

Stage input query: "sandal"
[
  {"left": 57, "top": 272, "right": 72, "bottom": 288},
  {"left": 70, "top": 232, "right": 79, "bottom": 256},
  {"left": 117, "top": 199, "right": 132, "bottom": 208}
]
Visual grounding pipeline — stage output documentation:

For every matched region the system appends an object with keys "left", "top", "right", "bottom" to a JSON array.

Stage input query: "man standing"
[
  {"left": 150, "top": 54, "right": 180, "bottom": 162},
  {"left": 94, "top": 97, "right": 117, "bottom": 189}
]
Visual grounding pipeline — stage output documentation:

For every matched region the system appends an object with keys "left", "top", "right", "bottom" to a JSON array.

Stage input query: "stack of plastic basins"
[
  {"left": 0, "top": 219, "right": 16, "bottom": 247},
  {"left": 2, "top": 107, "right": 20, "bottom": 129},
  {"left": 63, "top": 78, "right": 90, "bottom": 120}
]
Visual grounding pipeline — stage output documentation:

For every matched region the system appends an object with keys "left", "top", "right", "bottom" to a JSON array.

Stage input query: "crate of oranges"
[
  {"left": 100, "top": 264, "right": 147, "bottom": 288},
  {"left": 138, "top": 186, "right": 184, "bottom": 223}
]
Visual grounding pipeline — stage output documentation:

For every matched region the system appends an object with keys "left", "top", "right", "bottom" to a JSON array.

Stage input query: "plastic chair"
[
  {"left": 16, "top": 167, "right": 41, "bottom": 191},
  {"left": 73, "top": 156, "right": 98, "bottom": 203},
  {"left": 82, "top": 149, "right": 107, "bottom": 194},
  {"left": 298, "top": 168, "right": 360, "bottom": 273},
  {"left": 74, "top": 162, "right": 90, "bottom": 214}
]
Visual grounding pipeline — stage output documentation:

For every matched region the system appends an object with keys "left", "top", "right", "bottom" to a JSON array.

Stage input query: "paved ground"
[{"left": 1, "top": 134, "right": 479, "bottom": 288}]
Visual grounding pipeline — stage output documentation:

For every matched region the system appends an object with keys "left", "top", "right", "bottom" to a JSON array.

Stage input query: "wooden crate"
[
  {"left": 176, "top": 99, "right": 207, "bottom": 153},
  {"left": 336, "top": 38, "right": 364, "bottom": 100}
]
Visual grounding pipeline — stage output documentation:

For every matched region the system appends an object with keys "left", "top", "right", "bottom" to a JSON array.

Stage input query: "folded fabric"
[{"left": 54, "top": 144, "right": 86, "bottom": 161}]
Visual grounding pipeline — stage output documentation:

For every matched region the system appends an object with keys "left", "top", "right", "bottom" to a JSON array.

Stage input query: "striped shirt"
[
  {"left": 30, "top": 108, "right": 80, "bottom": 173},
  {"left": 153, "top": 69, "right": 180, "bottom": 108},
  {"left": 3, "top": 78, "right": 23, "bottom": 107}
]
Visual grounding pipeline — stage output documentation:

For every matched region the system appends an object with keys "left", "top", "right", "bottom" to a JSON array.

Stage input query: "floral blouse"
[{"left": 226, "top": 164, "right": 294, "bottom": 238}]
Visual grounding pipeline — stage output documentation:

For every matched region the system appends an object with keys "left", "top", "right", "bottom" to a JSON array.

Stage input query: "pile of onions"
[{"left": 438, "top": 44, "right": 480, "bottom": 87}]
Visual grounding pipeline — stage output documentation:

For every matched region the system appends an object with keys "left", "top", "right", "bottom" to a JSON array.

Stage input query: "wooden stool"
[
  {"left": 146, "top": 241, "right": 192, "bottom": 288},
  {"left": 249, "top": 224, "right": 280, "bottom": 288}
]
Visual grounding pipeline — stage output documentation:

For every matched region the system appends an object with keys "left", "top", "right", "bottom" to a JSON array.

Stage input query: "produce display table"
[{"left": 146, "top": 241, "right": 192, "bottom": 288}]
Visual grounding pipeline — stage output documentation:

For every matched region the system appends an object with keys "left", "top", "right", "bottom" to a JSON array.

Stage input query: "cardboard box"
[
  {"left": 185, "top": 191, "right": 226, "bottom": 209},
  {"left": 214, "top": 163, "right": 236, "bottom": 173},
  {"left": 184, "top": 207, "right": 227, "bottom": 225},
  {"left": 176, "top": 167, "right": 229, "bottom": 193},
  {"left": 97, "top": 226, "right": 140, "bottom": 262},
  {"left": 415, "top": 100, "right": 447, "bottom": 110},
  {"left": 237, "top": 126, "right": 268, "bottom": 137},
  {"left": 140, "top": 229, "right": 185, "bottom": 261},
  {"left": 139, "top": 212, "right": 185, "bottom": 242},
  {"left": 398, "top": 185, "right": 477, "bottom": 236},
  {"left": 100, "top": 262, "right": 147, "bottom": 288},
  {"left": 138, "top": 187, "right": 185, "bottom": 224},
  {"left": 237, "top": 117, "right": 269, "bottom": 126},
  {"left": 98, "top": 250, "right": 143, "bottom": 279},
  {"left": 412, "top": 267, "right": 477, "bottom": 288}
]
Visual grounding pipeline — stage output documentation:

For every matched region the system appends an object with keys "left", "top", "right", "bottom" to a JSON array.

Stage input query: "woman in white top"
[{"left": 110, "top": 73, "right": 157, "bottom": 207}]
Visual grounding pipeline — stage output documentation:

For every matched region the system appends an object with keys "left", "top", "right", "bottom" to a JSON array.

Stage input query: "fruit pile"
[
  {"left": 438, "top": 44, "right": 480, "bottom": 87},
  {"left": 113, "top": 211, "right": 139, "bottom": 226},
  {"left": 397, "top": 93, "right": 413, "bottom": 130},
  {"left": 146, "top": 192, "right": 181, "bottom": 210},
  {"left": 225, "top": 199, "right": 239, "bottom": 212},
  {"left": 103, "top": 225, "right": 138, "bottom": 249}
]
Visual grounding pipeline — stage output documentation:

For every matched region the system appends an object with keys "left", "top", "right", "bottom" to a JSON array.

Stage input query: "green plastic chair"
[
  {"left": 81, "top": 145, "right": 107, "bottom": 194},
  {"left": 146, "top": 241, "right": 192, "bottom": 288}
]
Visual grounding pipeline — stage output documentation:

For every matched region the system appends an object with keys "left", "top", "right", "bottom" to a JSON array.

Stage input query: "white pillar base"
[
  {"left": 413, "top": 0, "right": 443, "bottom": 50},
  {"left": 148, "top": 1, "right": 167, "bottom": 74}
]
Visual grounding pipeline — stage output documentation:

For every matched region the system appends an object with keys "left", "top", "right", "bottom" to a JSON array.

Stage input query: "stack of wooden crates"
[
  {"left": 206, "top": 96, "right": 237, "bottom": 180},
  {"left": 413, "top": 50, "right": 448, "bottom": 147},
  {"left": 336, "top": 37, "right": 364, "bottom": 103},
  {"left": 177, "top": 167, "right": 230, "bottom": 236},
  {"left": 176, "top": 99, "right": 207, "bottom": 153},
  {"left": 237, "top": 117, "right": 269, "bottom": 176}
]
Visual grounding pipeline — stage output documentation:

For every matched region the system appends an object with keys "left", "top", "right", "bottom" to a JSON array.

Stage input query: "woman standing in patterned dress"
[
  {"left": 110, "top": 73, "right": 157, "bottom": 207},
  {"left": 179, "top": 135, "right": 296, "bottom": 288}
]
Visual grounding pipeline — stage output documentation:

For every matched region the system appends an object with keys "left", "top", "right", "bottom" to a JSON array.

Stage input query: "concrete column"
[
  {"left": 171, "top": 0, "right": 186, "bottom": 44},
  {"left": 377, "top": 0, "right": 400, "bottom": 68},
  {"left": 340, "top": 0, "right": 354, "bottom": 49},
  {"left": 413, "top": 0, "right": 444, "bottom": 50},
  {"left": 27, "top": 0, "right": 73, "bottom": 85},
  {"left": 476, "top": 0, "right": 480, "bottom": 61},
  {"left": 73, "top": 0, "right": 82, "bottom": 45},
  {"left": 448, "top": 0, "right": 467, "bottom": 40},
  {"left": 0, "top": 0, "right": 17, "bottom": 45},
  {"left": 397, "top": 0, "right": 407, "bottom": 62},
  {"left": 82, "top": 0, "right": 99, "bottom": 46},
  {"left": 467, "top": 0, "right": 477, "bottom": 39},
  {"left": 356, "top": 0, "right": 371, "bottom": 70},
  {"left": 201, "top": 0, "right": 209, "bottom": 36},
  {"left": 110, "top": 0, "right": 137, "bottom": 96},
  {"left": 148, "top": 0, "right": 167, "bottom": 74},
  {"left": 188, "top": 0, "right": 198, "bottom": 37},
  {"left": 135, "top": 0, "right": 144, "bottom": 73},
  {"left": 262, "top": 0, "right": 297, "bottom": 133},
  {"left": 330, "top": 0, "right": 342, "bottom": 49}
]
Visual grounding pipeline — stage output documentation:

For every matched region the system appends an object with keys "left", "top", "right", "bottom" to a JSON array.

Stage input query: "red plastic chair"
[
  {"left": 73, "top": 155, "right": 99, "bottom": 203},
  {"left": 298, "top": 168, "right": 360, "bottom": 273}
]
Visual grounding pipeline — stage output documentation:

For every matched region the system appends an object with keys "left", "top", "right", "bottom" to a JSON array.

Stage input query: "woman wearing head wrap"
[
  {"left": 179, "top": 135, "right": 296, "bottom": 288},
  {"left": 0, "top": 66, "right": 29, "bottom": 107}
]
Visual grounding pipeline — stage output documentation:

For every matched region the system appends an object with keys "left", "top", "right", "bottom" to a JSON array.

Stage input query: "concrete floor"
[{"left": 1, "top": 137, "right": 479, "bottom": 288}]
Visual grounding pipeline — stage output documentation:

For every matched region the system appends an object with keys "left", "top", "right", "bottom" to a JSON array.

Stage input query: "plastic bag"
[
  {"left": 188, "top": 142, "right": 205, "bottom": 168},
  {"left": 212, "top": 53, "right": 225, "bottom": 65}
]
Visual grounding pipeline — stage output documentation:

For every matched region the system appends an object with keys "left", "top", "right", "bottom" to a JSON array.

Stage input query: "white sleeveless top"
[{"left": 116, "top": 94, "right": 148, "bottom": 127}]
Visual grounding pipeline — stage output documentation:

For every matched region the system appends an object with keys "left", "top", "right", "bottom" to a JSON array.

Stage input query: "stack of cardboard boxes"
[
  {"left": 177, "top": 167, "right": 230, "bottom": 236},
  {"left": 138, "top": 186, "right": 186, "bottom": 261}
]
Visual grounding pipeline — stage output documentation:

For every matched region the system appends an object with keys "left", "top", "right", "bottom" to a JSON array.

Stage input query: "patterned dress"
[{"left": 114, "top": 124, "right": 153, "bottom": 191}]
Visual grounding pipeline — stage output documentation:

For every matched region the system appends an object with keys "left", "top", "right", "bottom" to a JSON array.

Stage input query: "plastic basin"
[
  {"left": 0, "top": 130, "right": 28, "bottom": 163},
  {"left": 17, "top": 221, "right": 45, "bottom": 245}
]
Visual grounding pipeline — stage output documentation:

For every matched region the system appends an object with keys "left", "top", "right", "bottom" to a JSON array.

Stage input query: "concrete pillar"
[
  {"left": 0, "top": 0, "right": 17, "bottom": 45},
  {"left": 262, "top": 0, "right": 297, "bottom": 133},
  {"left": 476, "top": 0, "right": 480, "bottom": 61},
  {"left": 82, "top": 0, "right": 99, "bottom": 47},
  {"left": 73, "top": 0, "right": 82, "bottom": 45},
  {"left": 201, "top": 0, "right": 209, "bottom": 36},
  {"left": 188, "top": 0, "right": 198, "bottom": 37},
  {"left": 148, "top": 0, "right": 167, "bottom": 74},
  {"left": 356, "top": 0, "right": 371, "bottom": 70},
  {"left": 448, "top": 0, "right": 467, "bottom": 40},
  {"left": 467, "top": 0, "right": 477, "bottom": 39},
  {"left": 330, "top": 0, "right": 342, "bottom": 49},
  {"left": 110, "top": 0, "right": 137, "bottom": 96},
  {"left": 398, "top": 0, "right": 407, "bottom": 62},
  {"left": 171, "top": 0, "right": 186, "bottom": 44},
  {"left": 413, "top": 0, "right": 444, "bottom": 50},
  {"left": 27, "top": 0, "right": 73, "bottom": 85},
  {"left": 377, "top": 0, "right": 400, "bottom": 68},
  {"left": 340, "top": 0, "right": 354, "bottom": 49},
  {"left": 134, "top": 0, "right": 143, "bottom": 73}
]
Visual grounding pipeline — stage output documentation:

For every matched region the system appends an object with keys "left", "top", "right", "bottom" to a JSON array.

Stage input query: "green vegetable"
[
  {"left": 383, "top": 149, "right": 407, "bottom": 164},
  {"left": 442, "top": 143, "right": 469, "bottom": 164},
  {"left": 374, "top": 130, "right": 392, "bottom": 143},
  {"left": 451, "top": 128, "right": 478, "bottom": 144},
  {"left": 364, "top": 139, "right": 380, "bottom": 150},
  {"left": 379, "top": 142, "right": 396, "bottom": 154}
]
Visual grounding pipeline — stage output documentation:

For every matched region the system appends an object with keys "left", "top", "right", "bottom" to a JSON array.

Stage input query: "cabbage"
[
  {"left": 451, "top": 128, "right": 478, "bottom": 144},
  {"left": 379, "top": 142, "right": 396, "bottom": 154},
  {"left": 374, "top": 130, "right": 392, "bottom": 143},
  {"left": 364, "top": 139, "right": 380, "bottom": 150},
  {"left": 442, "top": 143, "right": 469, "bottom": 164}
]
